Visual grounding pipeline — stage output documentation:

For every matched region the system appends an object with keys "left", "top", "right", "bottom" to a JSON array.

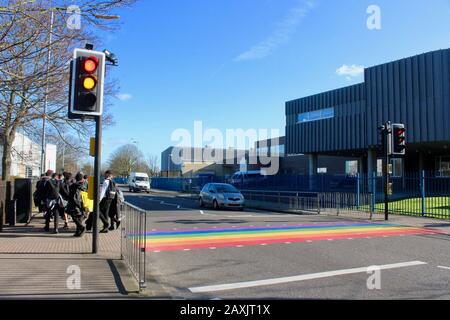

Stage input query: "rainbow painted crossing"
[{"left": 131, "top": 222, "right": 439, "bottom": 252}]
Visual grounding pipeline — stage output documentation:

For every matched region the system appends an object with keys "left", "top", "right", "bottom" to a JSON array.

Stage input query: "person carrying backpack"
[
  {"left": 42, "top": 171, "right": 61, "bottom": 233},
  {"left": 33, "top": 174, "right": 46, "bottom": 213},
  {"left": 108, "top": 186, "right": 123, "bottom": 231},
  {"left": 98, "top": 170, "right": 116, "bottom": 233},
  {"left": 66, "top": 173, "right": 87, "bottom": 237}
]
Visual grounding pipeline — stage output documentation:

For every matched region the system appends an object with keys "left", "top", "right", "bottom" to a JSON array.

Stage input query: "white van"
[{"left": 128, "top": 172, "right": 151, "bottom": 193}]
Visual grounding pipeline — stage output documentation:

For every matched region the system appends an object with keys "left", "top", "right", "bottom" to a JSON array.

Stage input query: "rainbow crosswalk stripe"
[{"left": 131, "top": 222, "right": 440, "bottom": 252}]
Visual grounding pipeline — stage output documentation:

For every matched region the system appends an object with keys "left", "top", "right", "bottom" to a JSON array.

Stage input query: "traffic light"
[
  {"left": 392, "top": 123, "right": 406, "bottom": 155},
  {"left": 69, "top": 49, "right": 106, "bottom": 117}
]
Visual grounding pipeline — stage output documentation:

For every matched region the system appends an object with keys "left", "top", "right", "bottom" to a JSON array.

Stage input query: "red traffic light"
[
  {"left": 395, "top": 128, "right": 406, "bottom": 136},
  {"left": 82, "top": 56, "right": 99, "bottom": 74}
]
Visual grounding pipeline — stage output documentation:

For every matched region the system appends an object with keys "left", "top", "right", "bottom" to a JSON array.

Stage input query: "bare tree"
[
  {"left": 49, "top": 134, "right": 87, "bottom": 173},
  {"left": 0, "top": 0, "right": 136, "bottom": 181},
  {"left": 81, "top": 162, "right": 94, "bottom": 176},
  {"left": 108, "top": 144, "right": 144, "bottom": 178},
  {"left": 147, "top": 154, "right": 160, "bottom": 177}
]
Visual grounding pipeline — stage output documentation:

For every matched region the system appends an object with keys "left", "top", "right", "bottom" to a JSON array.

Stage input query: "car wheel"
[
  {"left": 199, "top": 198, "right": 205, "bottom": 208},
  {"left": 213, "top": 200, "right": 219, "bottom": 210}
]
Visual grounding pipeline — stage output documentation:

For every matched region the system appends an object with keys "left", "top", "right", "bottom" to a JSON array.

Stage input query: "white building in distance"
[{"left": 0, "top": 132, "right": 57, "bottom": 178}]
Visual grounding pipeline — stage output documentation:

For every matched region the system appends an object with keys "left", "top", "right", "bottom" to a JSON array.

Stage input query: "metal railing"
[
  {"left": 120, "top": 202, "right": 147, "bottom": 291},
  {"left": 241, "top": 190, "right": 375, "bottom": 219}
]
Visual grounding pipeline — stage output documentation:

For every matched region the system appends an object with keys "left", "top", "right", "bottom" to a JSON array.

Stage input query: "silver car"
[{"left": 199, "top": 183, "right": 245, "bottom": 211}]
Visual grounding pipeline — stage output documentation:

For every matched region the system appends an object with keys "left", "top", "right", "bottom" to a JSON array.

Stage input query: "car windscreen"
[
  {"left": 135, "top": 177, "right": 149, "bottom": 182},
  {"left": 215, "top": 185, "right": 239, "bottom": 193}
]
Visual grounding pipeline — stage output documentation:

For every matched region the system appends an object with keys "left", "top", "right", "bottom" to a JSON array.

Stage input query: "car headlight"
[{"left": 218, "top": 194, "right": 225, "bottom": 200}]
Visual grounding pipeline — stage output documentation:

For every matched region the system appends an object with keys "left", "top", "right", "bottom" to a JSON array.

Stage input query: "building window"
[
  {"left": 298, "top": 108, "right": 334, "bottom": 124},
  {"left": 391, "top": 158, "right": 403, "bottom": 178},
  {"left": 345, "top": 161, "right": 358, "bottom": 176},
  {"left": 377, "top": 159, "right": 383, "bottom": 177},
  {"left": 269, "top": 145, "right": 285, "bottom": 157},
  {"left": 436, "top": 156, "right": 450, "bottom": 177},
  {"left": 26, "top": 166, "right": 33, "bottom": 178},
  {"left": 317, "top": 168, "right": 327, "bottom": 174}
]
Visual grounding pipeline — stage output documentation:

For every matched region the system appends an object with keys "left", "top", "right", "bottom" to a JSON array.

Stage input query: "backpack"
[
  {"left": 33, "top": 179, "right": 47, "bottom": 207},
  {"left": 106, "top": 180, "right": 117, "bottom": 200}
]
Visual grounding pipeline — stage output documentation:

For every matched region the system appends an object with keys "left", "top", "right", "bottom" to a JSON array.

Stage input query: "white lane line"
[
  {"left": 227, "top": 215, "right": 253, "bottom": 218},
  {"left": 437, "top": 266, "right": 450, "bottom": 270},
  {"left": 200, "top": 210, "right": 215, "bottom": 216},
  {"left": 189, "top": 261, "right": 428, "bottom": 293}
]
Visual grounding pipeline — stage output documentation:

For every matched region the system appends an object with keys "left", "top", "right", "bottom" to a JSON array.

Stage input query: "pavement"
[
  {"left": 0, "top": 214, "right": 139, "bottom": 299},
  {"left": 124, "top": 189, "right": 450, "bottom": 300}
]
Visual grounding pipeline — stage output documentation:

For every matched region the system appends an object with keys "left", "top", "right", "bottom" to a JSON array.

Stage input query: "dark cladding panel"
[
  {"left": 285, "top": 83, "right": 366, "bottom": 154},
  {"left": 366, "top": 48, "right": 450, "bottom": 146}
]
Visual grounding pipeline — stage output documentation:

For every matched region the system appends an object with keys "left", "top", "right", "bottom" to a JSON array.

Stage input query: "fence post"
[
  {"left": 317, "top": 193, "right": 321, "bottom": 215},
  {"left": 337, "top": 193, "right": 340, "bottom": 216},
  {"left": 372, "top": 172, "right": 376, "bottom": 214},
  {"left": 421, "top": 170, "right": 426, "bottom": 217},
  {"left": 369, "top": 193, "right": 373, "bottom": 220},
  {"left": 139, "top": 210, "right": 147, "bottom": 291},
  {"left": 356, "top": 173, "right": 361, "bottom": 209}
]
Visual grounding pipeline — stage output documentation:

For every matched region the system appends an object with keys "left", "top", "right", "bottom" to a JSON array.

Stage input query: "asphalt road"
[{"left": 124, "top": 189, "right": 450, "bottom": 300}]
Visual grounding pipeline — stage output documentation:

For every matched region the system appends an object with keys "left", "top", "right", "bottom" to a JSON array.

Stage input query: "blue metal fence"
[{"left": 151, "top": 172, "right": 450, "bottom": 219}]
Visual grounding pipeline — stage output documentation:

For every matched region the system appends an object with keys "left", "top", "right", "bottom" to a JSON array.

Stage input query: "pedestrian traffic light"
[
  {"left": 392, "top": 124, "right": 406, "bottom": 155},
  {"left": 69, "top": 49, "right": 106, "bottom": 117}
]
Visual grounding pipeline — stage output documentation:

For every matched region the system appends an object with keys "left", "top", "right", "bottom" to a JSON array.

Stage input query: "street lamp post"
[{"left": 40, "top": 7, "right": 55, "bottom": 175}]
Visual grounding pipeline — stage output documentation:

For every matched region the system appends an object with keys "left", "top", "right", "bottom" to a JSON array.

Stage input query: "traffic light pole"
[
  {"left": 384, "top": 131, "right": 390, "bottom": 221},
  {"left": 381, "top": 122, "right": 391, "bottom": 221},
  {"left": 92, "top": 115, "right": 102, "bottom": 254}
]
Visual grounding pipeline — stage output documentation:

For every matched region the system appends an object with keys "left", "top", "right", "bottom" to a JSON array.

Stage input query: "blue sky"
[{"left": 99, "top": 0, "right": 450, "bottom": 163}]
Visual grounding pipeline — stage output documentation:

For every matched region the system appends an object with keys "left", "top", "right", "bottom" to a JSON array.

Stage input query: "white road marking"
[
  {"left": 183, "top": 249, "right": 191, "bottom": 251},
  {"left": 189, "top": 261, "right": 428, "bottom": 293},
  {"left": 437, "top": 266, "right": 450, "bottom": 270}
]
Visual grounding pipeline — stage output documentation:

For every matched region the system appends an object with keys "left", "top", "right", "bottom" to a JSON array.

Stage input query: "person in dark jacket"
[
  {"left": 56, "top": 173, "right": 70, "bottom": 230},
  {"left": 108, "top": 190, "right": 122, "bottom": 231},
  {"left": 43, "top": 170, "right": 60, "bottom": 234},
  {"left": 66, "top": 173, "right": 87, "bottom": 237}
]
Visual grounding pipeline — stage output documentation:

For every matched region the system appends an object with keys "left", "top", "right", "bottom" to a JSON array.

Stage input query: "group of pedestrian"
[{"left": 34, "top": 169, "right": 123, "bottom": 237}]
